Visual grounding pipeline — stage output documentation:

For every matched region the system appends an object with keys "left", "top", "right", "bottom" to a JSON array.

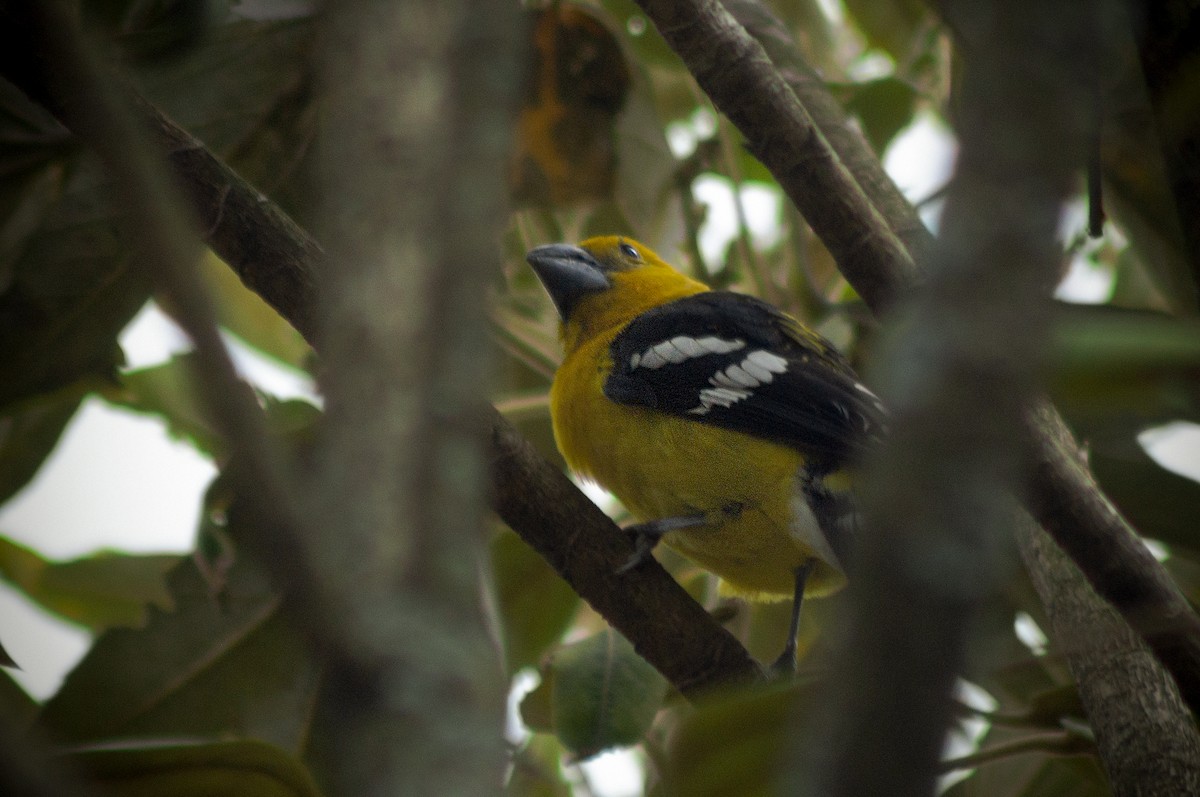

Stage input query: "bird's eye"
[{"left": 618, "top": 242, "right": 640, "bottom": 261}]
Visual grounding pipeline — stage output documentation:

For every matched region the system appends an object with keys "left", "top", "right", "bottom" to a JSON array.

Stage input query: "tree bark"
[
  {"left": 304, "top": 2, "right": 518, "bottom": 794},
  {"left": 1019, "top": 515, "right": 1200, "bottom": 796}
]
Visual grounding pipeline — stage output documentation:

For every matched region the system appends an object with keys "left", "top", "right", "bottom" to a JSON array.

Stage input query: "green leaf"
[
  {"left": 838, "top": 77, "right": 919, "bottom": 155},
  {"left": 491, "top": 530, "right": 579, "bottom": 674},
  {"left": 0, "top": 666, "right": 37, "bottom": 729},
  {"left": 508, "top": 734, "right": 572, "bottom": 797},
  {"left": 1048, "top": 304, "right": 1200, "bottom": 431},
  {"left": 606, "top": 39, "right": 687, "bottom": 245},
  {"left": 661, "top": 679, "right": 815, "bottom": 797},
  {"left": 202, "top": 251, "right": 312, "bottom": 370},
  {"left": 1089, "top": 440, "right": 1200, "bottom": 553},
  {"left": 520, "top": 671, "right": 555, "bottom": 736},
  {"left": 262, "top": 395, "right": 322, "bottom": 439},
  {"left": 548, "top": 629, "right": 667, "bottom": 759},
  {"left": 103, "top": 353, "right": 224, "bottom": 458},
  {"left": 1102, "top": 110, "right": 1198, "bottom": 314},
  {"left": 1024, "top": 684, "right": 1087, "bottom": 728},
  {"left": 0, "top": 146, "right": 150, "bottom": 408},
  {"left": 0, "top": 16, "right": 316, "bottom": 413},
  {"left": 0, "top": 536, "right": 179, "bottom": 631},
  {"left": 132, "top": 19, "right": 314, "bottom": 170},
  {"left": 38, "top": 555, "right": 321, "bottom": 754},
  {"left": 0, "top": 384, "right": 85, "bottom": 505},
  {"left": 842, "top": 0, "right": 930, "bottom": 65},
  {"left": 66, "top": 738, "right": 323, "bottom": 797},
  {"left": 600, "top": 0, "right": 683, "bottom": 70}
]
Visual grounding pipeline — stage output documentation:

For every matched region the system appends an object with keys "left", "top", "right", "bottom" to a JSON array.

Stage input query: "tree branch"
[
  {"left": 724, "top": 0, "right": 936, "bottom": 265},
  {"left": 631, "top": 0, "right": 918, "bottom": 315},
  {"left": 937, "top": 730, "right": 1094, "bottom": 775},
  {"left": 302, "top": 3, "right": 518, "bottom": 792},
  {"left": 1018, "top": 511, "right": 1200, "bottom": 793}
]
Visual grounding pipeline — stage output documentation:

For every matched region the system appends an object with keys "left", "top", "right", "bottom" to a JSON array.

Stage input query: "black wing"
[{"left": 604, "top": 292, "right": 886, "bottom": 469}]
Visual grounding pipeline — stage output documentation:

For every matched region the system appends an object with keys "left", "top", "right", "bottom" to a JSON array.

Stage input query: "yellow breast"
[{"left": 550, "top": 332, "right": 846, "bottom": 600}]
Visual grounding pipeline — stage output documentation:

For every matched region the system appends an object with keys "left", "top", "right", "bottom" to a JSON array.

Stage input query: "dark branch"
[{"left": 633, "top": 0, "right": 918, "bottom": 316}]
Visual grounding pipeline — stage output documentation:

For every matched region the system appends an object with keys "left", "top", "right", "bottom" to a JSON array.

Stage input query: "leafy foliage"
[{"left": 0, "top": 1, "right": 1198, "bottom": 796}]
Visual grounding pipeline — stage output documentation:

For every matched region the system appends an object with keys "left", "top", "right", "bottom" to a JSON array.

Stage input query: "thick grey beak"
[{"left": 526, "top": 244, "right": 611, "bottom": 321}]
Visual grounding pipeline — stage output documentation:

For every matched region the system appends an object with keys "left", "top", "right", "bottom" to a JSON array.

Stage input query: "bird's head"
[{"left": 526, "top": 236, "right": 708, "bottom": 350}]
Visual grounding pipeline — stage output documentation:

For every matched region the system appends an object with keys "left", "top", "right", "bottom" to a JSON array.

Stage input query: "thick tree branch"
[
  {"left": 1018, "top": 511, "right": 1200, "bottom": 794},
  {"left": 489, "top": 412, "right": 762, "bottom": 695},
  {"left": 724, "top": 0, "right": 936, "bottom": 264},
  {"left": 305, "top": 4, "right": 517, "bottom": 793},
  {"left": 632, "top": 0, "right": 918, "bottom": 316},
  {"left": 632, "top": 0, "right": 1200, "bottom": 716},
  {"left": 0, "top": 7, "right": 759, "bottom": 698},
  {"left": 787, "top": 0, "right": 1091, "bottom": 789}
]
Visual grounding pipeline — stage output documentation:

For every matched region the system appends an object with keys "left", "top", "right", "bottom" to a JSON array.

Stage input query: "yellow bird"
[{"left": 526, "top": 236, "right": 885, "bottom": 668}]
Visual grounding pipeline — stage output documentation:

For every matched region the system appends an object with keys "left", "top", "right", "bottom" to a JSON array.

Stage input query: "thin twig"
[{"left": 938, "top": 731, "right": 1095, "bottom": 774}]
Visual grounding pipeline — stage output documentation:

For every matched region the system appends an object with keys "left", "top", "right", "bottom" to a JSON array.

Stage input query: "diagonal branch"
[
  {"left": 724, "top": 0, "right": 936, "bottom": 265},
  {"left": 632, "top": 0, "right": 918, "bottom": 315}
]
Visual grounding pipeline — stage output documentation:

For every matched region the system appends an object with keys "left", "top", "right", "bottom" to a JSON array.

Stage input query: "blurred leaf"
[
  {"left": 262, "top": 395, "right": 321, "bottom": 440},
  {"left": 734, "top": 141, "right": 777, "bottom": 185},
  {"left": 0, "top": 153, "right": 68, "bottom": 285},
  {"left": 508, "top": 734, "right": 572, "bottom": 797},
  {"left": 132, "top": 18, "right": 313, "bottom": 168},
  {"left": 491, "top": 530, "right": 579, "bottom": 674},
  {"left": 548, "top": 628, "right": 667, "bottom": 759},
  {"left": 0, "top": 536, "right": 178, "bottom": 631},
  {"left": 661, "top": 679, "right": 816, "bottom": 797},
  {"left": 609, "top": 59, "right": 683, "bottom": 247},
  {"left": 1102, "top": 102, "right": 1198, "bottom": 314},
  {"left": 202, "top": 252, "right": 312, "bottom": 369},
  {"left": 92, "top": 0, "right": 229, "bottom": 65},
  {"left": 0, "top": 145, "right": 150, "bottom": 408},
  {"left": 1025, "top": 684, "right": 1087, "bottom": 728},
  {"left": 987, "top": 654, "right": 1071, "bottom": 709},
  {"left": 520, "top": 671, "right": 555, "bottom": 735},
  {"left": 0, "top": 666, "right": 37, "bottom": 728},
  {"left": 511, "top": 5, "right": 630, "bottom": 207},
  {"left": 1089, "top": 440, "right": 1200, "bottom": 553},
  {"left": 1166, "top": 549, "right": 1200, "bottom": 606},
  {"left": 764, "top": 0, "right": 840, "bottom": 76},
  {"left": 0, "top": 383, "right": 85, "bottom": 504},
  {"left": 67, "top": 738, "right": 323, "bottom": 797},
  {"left": 102, "top": 352, "right": 224, "bottom": 458},
  {"left": 1048, "top": 304, "right": 1200, "bottom": 430},
  {"left": 600, "top": 0, "right": 683, "bottom": 69},
  {"left": 843, "top": 0, "right": 930, "bottom": 65},
  {"left": 837, "top": 77, "right": 919, "bottom": 154},
  {"left": 38, "top": 555, "right": 321, "bottom": 753}
]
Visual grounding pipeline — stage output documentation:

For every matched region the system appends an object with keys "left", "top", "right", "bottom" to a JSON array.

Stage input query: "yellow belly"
[{"left": 550, "top": 336, "right": 846, "bottom": 600}]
